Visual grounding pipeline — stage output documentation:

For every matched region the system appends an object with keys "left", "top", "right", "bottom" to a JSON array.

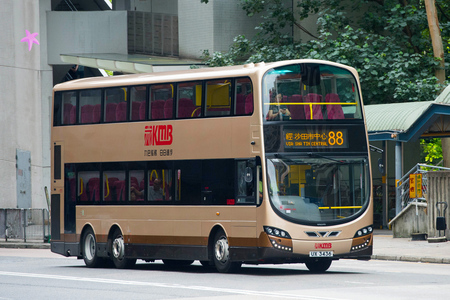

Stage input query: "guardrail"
[
  {"left": 397, "top": 164, "right": 450, "bottom": 210},
  {"left": 0, "top": 209, "right": 50, "bottom": 242}
]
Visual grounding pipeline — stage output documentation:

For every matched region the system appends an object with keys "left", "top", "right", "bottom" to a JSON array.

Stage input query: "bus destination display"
[{"left": 284, "top": 129, "right": 348, "bottom": 149}]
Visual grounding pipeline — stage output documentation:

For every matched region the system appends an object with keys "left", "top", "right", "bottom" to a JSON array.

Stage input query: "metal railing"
[
  {"left": 0, "top": 209, "right": 50, "bottom": 242},
  {"left": 397, "top": 163, "right": 450, "bottom": 210}
]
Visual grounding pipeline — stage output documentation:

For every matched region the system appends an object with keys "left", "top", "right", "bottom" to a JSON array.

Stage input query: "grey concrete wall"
[
  {"left": 179, "top": 0, "right": 261, "bottom": 59},
  {"left": 0, "top": 0, "right": 52, "bottom": 209},
  {"left": 427, "top": 172, "right": 450, "bottom": 239},
  {"left": 114, "top": 0, "right": 177, "bottom": 13},
  {"left": 46, "top": 11, "right": 128, "bottom": 65},
  {"left": 391, "top": 203, "right": 428, "bottom": 238}
]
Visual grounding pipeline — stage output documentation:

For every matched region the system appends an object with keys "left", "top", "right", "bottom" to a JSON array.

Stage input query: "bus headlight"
[
  {"left": 264, "top": 226, "right": 293, "bottom": 252},
  {"left": 353, "top": 225, "right": 373, "bottom": 238},
  {"left": 264, "top": 226, "right": 291, "bottom": 239},
  {"left": 351, "top": 225, "right": 373, "bottom": 252}
]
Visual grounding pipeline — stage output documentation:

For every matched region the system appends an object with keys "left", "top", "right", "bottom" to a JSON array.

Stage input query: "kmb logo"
[
  {"left": 315, "top": 243, "right": 332, "bottom": 249},
  {"left": 144, "top": 125, "right": 173, "bottom": 146}
]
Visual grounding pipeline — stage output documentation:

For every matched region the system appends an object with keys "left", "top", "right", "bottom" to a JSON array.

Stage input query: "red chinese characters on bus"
[{"left": 144, "top": 125, "right": 173, "bottom": 146}]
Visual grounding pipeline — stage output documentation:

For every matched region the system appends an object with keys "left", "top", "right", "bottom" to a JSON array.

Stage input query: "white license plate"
[{"left": 309, "top": 251, "right": 333, "bottom": 257}]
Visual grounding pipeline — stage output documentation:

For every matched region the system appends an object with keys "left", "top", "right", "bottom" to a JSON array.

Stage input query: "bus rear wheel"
[
  {"left": 212, "top": 230, "right": 241, "bottom": 273},
  {"left": 305, "top": 259, "right": 332, "bottom": 273},
  {"left": 81, "top": 227, "right": 104, "bottom": 268},
  {"left": 110, "top": 229, "right": 136, "bottom": 269}
]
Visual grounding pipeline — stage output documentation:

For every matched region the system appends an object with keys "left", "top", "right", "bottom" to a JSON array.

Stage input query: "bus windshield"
[
  {"left": 267, "top": 156, "right": 370, "bottom": 225},
  {"left": 263, "top": 63, "right": 362, "bottom": 121}
]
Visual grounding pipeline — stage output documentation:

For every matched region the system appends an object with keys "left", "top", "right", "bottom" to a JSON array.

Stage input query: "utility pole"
[{"left": 425, "top": 0, "right": 448, "bottom": 165}]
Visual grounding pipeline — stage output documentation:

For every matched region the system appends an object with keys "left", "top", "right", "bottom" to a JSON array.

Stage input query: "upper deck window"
[
  {"left": 262, "top": 63, "right": 362, "bottom": 121},
  {"left": 53, "top": 77, "right": 253, "bottom": 126},
  {"left": 80, "top": 89, "right": 102, "bottom": 124}
]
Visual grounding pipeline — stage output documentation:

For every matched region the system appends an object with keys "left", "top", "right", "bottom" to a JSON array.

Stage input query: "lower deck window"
[{"left": 65, "top": 158, "right": 259, "bottom": 206}]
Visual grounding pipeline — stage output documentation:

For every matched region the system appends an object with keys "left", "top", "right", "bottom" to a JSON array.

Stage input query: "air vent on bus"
[
  {"left": 305, "top": 231, "right": 319, "bottom": 237},
  {"left": 328, "top": 231, "right": 341, "bottom": 237}
]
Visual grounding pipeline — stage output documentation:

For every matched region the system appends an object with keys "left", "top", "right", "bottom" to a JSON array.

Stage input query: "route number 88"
[{"left": 328, "top": 131, "right": 344, "bottom": 146}]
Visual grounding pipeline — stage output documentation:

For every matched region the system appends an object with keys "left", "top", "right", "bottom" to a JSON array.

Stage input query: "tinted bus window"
[
  {"left": 80, "top": 89, "right": 102, "bottom": 124},
  {"left": 130, "top": 86, "right": 147, "bottom": 121},
  {"left": 236, "top": 78, "right": 253, "bottom": 115},
  {"left": 150, "top": 84, "right": 173, "bottom": 120},
  {"left": 205, "top": 79, "right": 231, "bottom": 117},
  {"left": 177, "top": 81, "right": 202, "bottom": 118},
  {"left": 105, "top": 88, "right": 127, "bottom": 122}
]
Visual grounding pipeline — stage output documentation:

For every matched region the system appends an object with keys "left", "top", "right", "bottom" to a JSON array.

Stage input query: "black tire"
[
  {"left": 212, "top": 230, "right": 241, "bottom": 273},
  {"left": 81, "top": 227, "right": 104, "bottom": 268},
  {"left": 305, "top": 259, "right": 332, "bottom": 273},
  {"left": 162, "top": 259, "right": 194, "bottom": 267},
  {"left": 110, "top": 229, "right": 136, "bottom": 269}
]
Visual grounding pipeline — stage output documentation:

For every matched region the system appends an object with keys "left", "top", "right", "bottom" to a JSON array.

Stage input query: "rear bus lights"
[{"left": 264, "top": 226, "right": 293, "bottom": 252}]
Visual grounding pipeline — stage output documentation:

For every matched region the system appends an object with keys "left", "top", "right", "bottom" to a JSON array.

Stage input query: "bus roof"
[{"left": 53, "top": 59, "right": 356, "bottom": 92}]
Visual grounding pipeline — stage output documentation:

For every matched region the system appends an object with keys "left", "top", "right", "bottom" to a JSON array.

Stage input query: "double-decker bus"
[{"left": 50, "top": 59, "right": 372, "bottom": 273}]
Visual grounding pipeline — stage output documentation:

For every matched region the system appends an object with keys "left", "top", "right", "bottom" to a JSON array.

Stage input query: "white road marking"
[{"left": 0, "top": 270, "right": 345, "bottom": 300}]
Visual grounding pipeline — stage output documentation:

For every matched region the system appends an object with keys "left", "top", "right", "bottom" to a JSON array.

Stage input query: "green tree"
[
  {"left": 420, "top": 138, "right": 443, "bottom": 163},
  {"left": 202, "top": 0, "right": 450, "bottom": 105}
]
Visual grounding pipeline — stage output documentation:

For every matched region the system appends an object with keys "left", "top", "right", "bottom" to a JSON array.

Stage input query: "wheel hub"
[
  {"left": 112, "top": 235, "right": 125, "bottom": 260},
  {"left": 85, "top": 234, "right": 96, "bottom": 260},
  {"left": 214, "top": 237, "right": 229, "bottom": 263}
]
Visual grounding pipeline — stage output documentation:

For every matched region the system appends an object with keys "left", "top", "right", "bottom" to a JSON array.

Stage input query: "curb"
[
  {"left": 372, "top": 254, "right": 450, "bottom": 264},
  {"left": 0, "top": 243, "right": 50, "bottom": 250}
]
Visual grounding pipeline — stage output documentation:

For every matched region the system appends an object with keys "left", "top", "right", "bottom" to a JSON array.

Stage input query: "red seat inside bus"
[
  {"left": 151, "top": 100, "right": 165, "bottom": 120},
  {"left": 304, "top": 93, "right": 323, "bottom": 120},
  {"left": 325, "top": 93, "right": 345, "bottom": 120},
  {"left": 92, "top": 104, "right": 101, "bottom": 123},
  {"left": 116, "top": 102, "right": 127, "bottom": 121},
  {"left": 81, "top": 105, "right": 94, "bottom": 123},
  {"left": 236, "top": 94, "right": 245, "bottom": 114},
  {"left": 131, "top": 101, "right": 143, "bottom": 121},
  {"left": 245, "top": 94, "right": 253, "bottom": 114},
  {"left": 104, "top": 177, "right": 119, "bottom": 201},
  {"left": 288, "top": 94, "right": 305, "bottom": 120},
  {"left": 64, "top": 103, "right": 74, "bottom": 124},
  {"left": 105, "top": 103, "right": 117, "bottom": 122},
  {"left": 87, "top": 178, "right": 100, "bottom": 202},
  {"left": 164, "top": 99, "right": 173, "bottom": 119},
  {"left": 139, "top": 102, "right": 146, "bottom": 120},
  {"left": 178, "top": 98, "right": 198, "bottom": 118}
]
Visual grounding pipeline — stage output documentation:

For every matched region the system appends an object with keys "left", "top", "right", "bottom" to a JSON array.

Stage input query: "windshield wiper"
[{"left": 307, "top": 152, "right": 345, "bottom": 163}]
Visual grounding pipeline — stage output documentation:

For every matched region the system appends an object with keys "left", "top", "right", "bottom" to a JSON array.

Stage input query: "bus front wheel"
[
  {"left": 305, "top": 259, "right": 332, "bottom": 273},
  {"left": 212, "top": 230, "right": 241, "bottom": 273},
  {"left": 81, "top": 227, "right": 104, "bottom": 268},
  {"left": 110, "top": 229, "right": 136, "bottom": 269}
]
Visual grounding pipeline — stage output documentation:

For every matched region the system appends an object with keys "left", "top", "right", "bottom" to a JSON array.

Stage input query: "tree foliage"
[
  {"left": 202, "top": 0, "right": 450, "bottom": 105},
  {"left": 420, "top": 138, "right": 443, "bottom": 163}
]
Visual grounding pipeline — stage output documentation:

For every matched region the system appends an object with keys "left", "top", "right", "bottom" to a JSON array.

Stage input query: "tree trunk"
[
  {"left": 425, "top": 0, "right": 446, "bottom": 84},
  {"left": 425, "top": 0, "right": 447, "bottom": 166}
]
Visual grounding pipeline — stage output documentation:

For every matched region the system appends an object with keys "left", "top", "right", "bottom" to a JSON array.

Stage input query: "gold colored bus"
[{"left": 50, "top": 59, "right": 373, "bottom": 273}]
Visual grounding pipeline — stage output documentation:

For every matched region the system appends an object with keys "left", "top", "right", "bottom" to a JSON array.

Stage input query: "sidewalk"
[
  {"left": 372, "top": 229, "right": 450, "bottom": 264},
  {"left": 1, "top": 230, "right": 450, "bottom": 264}
]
